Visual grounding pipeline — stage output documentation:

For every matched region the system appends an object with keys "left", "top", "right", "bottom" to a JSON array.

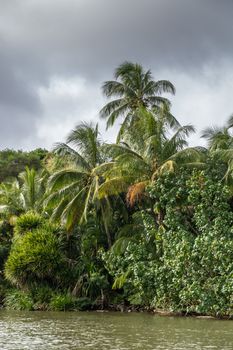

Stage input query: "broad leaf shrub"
[{"left": 103, "top": 169, "right": 233, "bottom": 317}]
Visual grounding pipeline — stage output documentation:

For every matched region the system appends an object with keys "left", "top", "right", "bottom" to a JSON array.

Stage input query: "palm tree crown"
[
  {"left": 202, "top": 114, "right": 233, "bottom": 151},
  {"left": 99, "top": 108, "right": 203, "bottom": 206},
  {"left": 202, "top": 114, "right": 233, "bottom": 183},
  {"left": 46, "top": 123, "right": 115, "bottom": 246},
  {"left": 100, "top": 61, "right": 175, "bottom": 129}
]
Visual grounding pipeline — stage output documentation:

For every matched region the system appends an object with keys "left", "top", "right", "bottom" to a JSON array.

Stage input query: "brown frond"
[{"left": 126, "top": 181, "right": 146, "bottom": 207}]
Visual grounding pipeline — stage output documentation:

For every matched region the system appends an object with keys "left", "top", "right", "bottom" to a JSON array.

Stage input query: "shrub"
[
  {"left": 104, "top": 170, "right": 233, "bottom": 317},
  {"left": 30, "top": 285, "right": 54, "bottom": 310},
  {"left": 4, "top": 289, "right": 34, "bottom": 310},
  {"left": 73, "top": 297, "right": 93, "bottom": 311},
  {"left": 49, "top": 293, "right": 75, "bottom": 311},
  {"left": 14, "top": 212, "right": 44, "bottom": 236},
  {"left": 0, "top": 245, "right": 9, "bottom": 270},
  {"left": 49, "top": 293, "right": 93, "bottom": 311},
  {"left": 5, "top": 225, "right": 66, "bottom": 287}
]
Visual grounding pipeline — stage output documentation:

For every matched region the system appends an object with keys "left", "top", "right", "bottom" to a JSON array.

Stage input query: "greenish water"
[{"left": 0, "top": 311, "right": 232, "bottom": 350}]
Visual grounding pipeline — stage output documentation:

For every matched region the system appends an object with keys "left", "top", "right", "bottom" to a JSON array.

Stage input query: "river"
[{"left": 0, "top": 310, "right": 232, "bottom": 349}]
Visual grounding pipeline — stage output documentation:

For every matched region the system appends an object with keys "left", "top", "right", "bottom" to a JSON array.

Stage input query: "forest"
[{"left": 0, "top": 62, "right": 232, "bottom": 317}]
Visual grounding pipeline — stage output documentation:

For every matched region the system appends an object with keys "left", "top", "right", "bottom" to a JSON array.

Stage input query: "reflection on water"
[{"left": 0, "top": 310, "right": 232, "bottom": 350}]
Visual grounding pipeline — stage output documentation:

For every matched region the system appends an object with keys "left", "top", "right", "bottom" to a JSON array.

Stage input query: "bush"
[
  {"left": 14, "top": 212, "right": 44, "bottom": 236},
  {"left": 49, "top": 293, "right": 75, "bottom": 311},
  {"left": 0, "top": 245, "right": 9, "bottom": 270},
  {"left": 104, "top": 170, "right": 233, "bottom": 317},
  {"left": 29, "top": 285, "right": 54, "bottom": 310},
  {"left": 0, "top": 220, "right": 12, "bottom": 270},
  {"left": 4, "top": 289, "right": 34, "bottom": 310},
  {"left": 49, "top": 293, "right": 93, "bottom": 311},
  {"left": 73, "top": 297, "right": 93, "bottom": 311},
  {"left": 5, "top": 225, "right": 67, "bottom": 287},
  {"left": 0, "top": 278, "right": 10, "bottom": 305}
]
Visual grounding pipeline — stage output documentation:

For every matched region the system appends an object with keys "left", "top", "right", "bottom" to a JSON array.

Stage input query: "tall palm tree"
[
  {"left": 99, "top": 108, "right": 204, "bottom": 207},
  {"left": 46, "top": 122, "right": 115, "bottom": 247},
  {"left": 100, "top": 61, "right": 176, "bottom": 129}
]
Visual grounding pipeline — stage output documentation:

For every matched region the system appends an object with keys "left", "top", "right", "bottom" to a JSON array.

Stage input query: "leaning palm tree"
[
  {"left": 99, "top": 108, "right": 205, "bottom": 207},
  {"left": 45, "top": 123, "right": 115, "bottom": 247},
  {"left": 100, "top": 61, "right": 176, "bottom": 129}
]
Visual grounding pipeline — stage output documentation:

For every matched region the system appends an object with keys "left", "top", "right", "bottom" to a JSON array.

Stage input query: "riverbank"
[
  {"left": 0, "top": 294, "right": 232, "bottom": 320},
  {"left": 104, "top": 305, "right": 232, "bottom": 320}
]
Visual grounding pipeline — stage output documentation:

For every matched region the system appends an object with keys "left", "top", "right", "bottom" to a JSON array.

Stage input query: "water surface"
[{"left": 0, "top": 310, "right": 232, "bottom": 349}]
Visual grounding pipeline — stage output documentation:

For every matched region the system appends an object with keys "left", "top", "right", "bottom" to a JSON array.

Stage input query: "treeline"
[
  {"left": 0, "top": 62, "right": 232, "bottom": 317},
  {"left": 0, "top": 148, "right": 48, "bottom": 182}
]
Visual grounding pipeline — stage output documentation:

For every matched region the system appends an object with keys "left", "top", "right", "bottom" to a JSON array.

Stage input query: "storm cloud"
[{"left": 0, "top": 0, "right": 233, "bottom": 149}]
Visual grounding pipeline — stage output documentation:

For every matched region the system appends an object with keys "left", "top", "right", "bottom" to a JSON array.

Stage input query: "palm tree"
[
  {"left": 46, "top": 122, "right": 115, "bottom": 247},
  {"left": 0, "top": 167, "right": 47, "bottom": 220},
  {"left": 100, "top": 61, "right": 176, "bottom": 130},
  {"left": 98, "top": 108, "right": 204, "bottom": 207},
  {"left": 0, "top": 180, "right": 23, "bottom": 220},
  {"left": 202, "top": 114, "right": 233, "bottom": 151},
  {"left": 202, "top": 114, "right": 233, "bottom": 183},
  {"left": 19, "top": 167, "right": 48, "bottom": 212}
]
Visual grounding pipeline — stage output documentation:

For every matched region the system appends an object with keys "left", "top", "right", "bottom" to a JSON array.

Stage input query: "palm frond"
[
  {"left": 48, "top": 169, "right": 87, "bottom": 192},
  {"left": 106, "top": 103, "right": 129, "bottom": 129},
  {"left": 45, "top": 181, "right": 80, "bottom": 208},
  {"left": 66, "top": 122, "right": 102, "bottom": 167},
  {"left": 102, "top": 81, "right": 125, "bottom": 98},
  {"left": 169, "top": 147, "right": 205, "bottom": 164},
  {"left": 152, "top": 80, "right": 176, "bottom": 95},
  {"left": 53, "top": 142, "right": 90, "bottom": 171},
  {"left": 99, "top": 99, "right": 123, "bottom": 119},
  {"left": 62, "top": 186, "right": 89, "bottom": 231},
  {"left": 98, "top": 176, "right": 135, "bottom": 198},
  {"left": 226, "top": 114, "right": 233, "bottom": 129},
  {"left": 126, "top": 181, "right": 149, "bottom": 207}
]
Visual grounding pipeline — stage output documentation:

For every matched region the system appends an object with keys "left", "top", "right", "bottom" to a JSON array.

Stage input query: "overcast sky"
[{"left": 1, "top": 0, "right": 233, "bottom": 150}]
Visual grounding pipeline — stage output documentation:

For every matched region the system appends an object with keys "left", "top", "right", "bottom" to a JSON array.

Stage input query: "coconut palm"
[
  {"left": 99, "top": 108, "right": 204, "bottom": 207},
  {"left": 202, "top": 114, "right": 233, "bottom": 182},
  {"left": 202, "top": 114, "right": 233, "bottom": 151},
  {"left": 46, "top": 122, "right": 116, "bottom": 247},
  {"left": 100, "top": 61, "right": 176, "bottom": 129}
]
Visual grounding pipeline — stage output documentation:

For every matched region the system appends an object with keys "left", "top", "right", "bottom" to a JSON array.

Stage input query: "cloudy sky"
[{"left": 1, "top": 0, "right": 233, "bottom": 150}]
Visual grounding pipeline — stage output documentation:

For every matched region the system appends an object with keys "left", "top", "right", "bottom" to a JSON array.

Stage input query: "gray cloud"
[{"left": 0, "top": 0, "right": 233, "bottom": 149}]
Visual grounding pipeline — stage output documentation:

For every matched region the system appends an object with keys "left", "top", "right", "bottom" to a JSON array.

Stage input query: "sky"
[{"left": 1, "top": 0, "right": 233, "bottom": 150}]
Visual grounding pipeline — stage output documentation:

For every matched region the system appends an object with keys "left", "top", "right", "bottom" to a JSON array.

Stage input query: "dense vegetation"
[
  {"left": 0, "top": 62, "right": 232, "bottom": 317},
  {"left": 0, "top": 148, "right": 48, "bottom": 182}
]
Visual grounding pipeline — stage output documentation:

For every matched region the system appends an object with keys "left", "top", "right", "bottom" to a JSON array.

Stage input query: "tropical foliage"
[
  {"left": 0, "top": 62, "right": 232, "bottom": 317},
  {"left": 0, "top": 148, "right": 47, "bottom": 182}
]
